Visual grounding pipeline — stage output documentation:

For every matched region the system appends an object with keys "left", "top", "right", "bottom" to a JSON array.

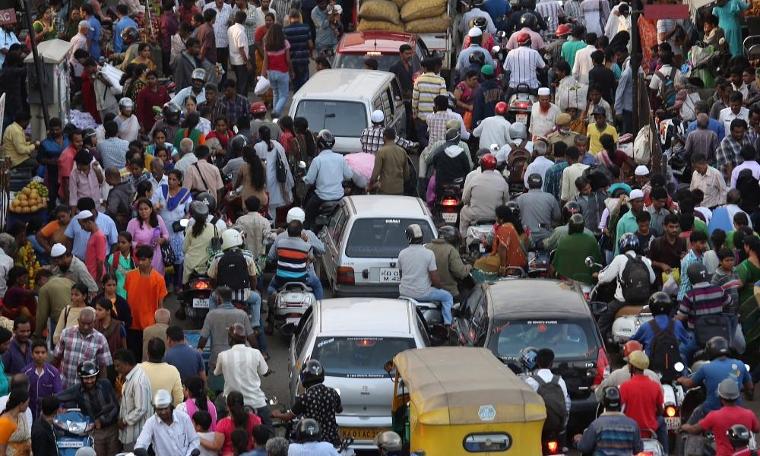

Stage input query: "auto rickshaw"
[{"left": 389, "top": 347, "right": 547, "bottom": 455}]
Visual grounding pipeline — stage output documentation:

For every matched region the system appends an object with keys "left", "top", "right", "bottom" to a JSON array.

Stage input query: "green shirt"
[
  {"left": 736, "top": 259, "right": 760, "bottom": 347},
  {"left": 561, "top": 39, "right": 586, "bottom": 70},
  {"left": 614, "top": 210, "right": 639, "bottom": 254},
  {"left": 552, "top": 232, "right": 602, "bottom": 284},
  {"left": 106, "top": 252, "right": 135, "bottom": 298}
]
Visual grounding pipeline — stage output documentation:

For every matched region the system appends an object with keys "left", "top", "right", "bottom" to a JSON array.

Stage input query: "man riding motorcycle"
[
  {"left": 429, "top": 128, "right": 471, "bottom": 202},
  {"left": 631, "top": 292, "right": 691, "bottom": 379},
  {"left": 425, "top": 226, "right": 472, "bottom": 301},
  {"left": 542, "top": 201, "right": 593, "bottom": 251},
  {"left": 502, "top": 32, "right": 545, "bottom": 99},
  {"left": 460, "top": 153, "right": 509, "bottom": 238},
  {"left": 516, "top": 173, "right": 560, "bottom": 246},
  {"left": 288, "top": 418, "right": 339, "bottom": 455},
  {"left": 726, "top": 424, "right": 759, "bottom": 456},
  {"left": 594, "top": 341, "right": 660, "bottom": 401},
  {"left": 303, "top": 129, "right": 353, "bottom": 229},
  {"left": 574, "top": 386, "right": 643, "bottom": 454}
]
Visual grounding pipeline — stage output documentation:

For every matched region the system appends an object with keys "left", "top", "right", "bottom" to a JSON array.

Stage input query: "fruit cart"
[{"left": 5, "top": 179, "right": 50, "bottom": 233}]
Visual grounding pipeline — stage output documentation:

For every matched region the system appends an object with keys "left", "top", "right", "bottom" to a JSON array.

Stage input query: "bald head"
[
  {"left": 180, "top": 138, "right": 194, "bottom": 154},
  {"left": 151, "top": 158, "right": 164, "bottom": 173},
  {"left": 154, "top": 308, "right": 170, "bottom": 324}
]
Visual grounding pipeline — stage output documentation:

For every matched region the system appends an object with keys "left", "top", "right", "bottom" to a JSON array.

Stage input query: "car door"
[
  {"left": 319, "top": 206, "right": 348, "bottom": 285},
  {"left": 289, "top": 307, "right": 315, "bottom": 399}
]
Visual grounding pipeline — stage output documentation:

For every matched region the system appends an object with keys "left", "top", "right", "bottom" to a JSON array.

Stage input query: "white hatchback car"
[
  {"left": 316, "top": 195, "right": 437, "bottom": 297},
  {"left": 288, "top": 298, "right": 430, "bottom": 449}
]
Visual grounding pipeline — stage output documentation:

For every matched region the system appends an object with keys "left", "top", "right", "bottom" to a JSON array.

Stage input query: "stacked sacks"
[
  {"left": 357, "top": 0, "right": 451, "bottom": 34},
  {"left": 358, "top": 0, "right": 404, "bottom": 32}
]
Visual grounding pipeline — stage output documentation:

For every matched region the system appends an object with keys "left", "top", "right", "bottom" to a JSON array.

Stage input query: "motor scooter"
[
  {"left": 273, "top": 282, "right": 316, "bottom": 337},
  {"left": 435, "top": 178, "right": 464, "bottom": 227},
  {"left": 507, "top": 83, "right": 537, "bottom": 125},
  {"left": 180, "top": 273, "right": 213, "bottom": 327},
  {"left": 54, "top": 409, "right": 95, "bottom": 456}
]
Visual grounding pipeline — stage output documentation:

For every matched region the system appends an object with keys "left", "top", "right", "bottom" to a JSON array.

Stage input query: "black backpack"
[
  {"left": 275, "top": 150, "right": 288, "bottom": 183},
  {"left": 619, "top": 255, "right": 650, "bottom": 304},
  {"left": 216, "top": 249, "right": 251, "bottom": 291},
  {"left": 648, "top": 319, "right": 682, "bottom": 382},
  {"left": 532, "top": 374, "right": 567, "bottom": 434}
]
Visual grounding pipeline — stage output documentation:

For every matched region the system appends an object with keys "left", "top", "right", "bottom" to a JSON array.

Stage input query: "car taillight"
[
  {"left": 593, "top": 347, "right": 609, "bottom": 386},
  {"left": 546, "top": 440, "right": 559, "bottom": 454},
  {"left": 664, "top": 404, "right": 677, "bottom": 417},
  {"left": 441, "top": 197, "right": 459, "bottom": 207},
  {"left": 337, "top": 266, "right": 355, "bottom": 285},
  {"left": 193, "top": 279, "right": 210, "bottom": 290},
  {"left": 636, "top": 452, "right": 655, "bottom": 456},
  {"left": 515, "top": 101, "right": 531, "bottom": 109}
]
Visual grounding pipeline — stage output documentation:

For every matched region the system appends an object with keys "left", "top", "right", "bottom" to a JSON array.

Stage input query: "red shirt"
[
  {"left": 216, "top": 413, "right": 262, "bottom": 455},
  {"left": 136, "top": 85, "right": 170, "bottom": 133},
  {"left": 619, "top": 373, "right": 663, "bottom": 435},
  {"left": 57, "top": 146, "right": 77, "bottom": 200},
  {"left": 85, "top": 229, "right": 106, "bottom": 281},
  {"left": 265, "top": 41, "right": 290, "bottom": 73},
  {"left": 700, "top": 405, "right": 759, "bottom": 456}
]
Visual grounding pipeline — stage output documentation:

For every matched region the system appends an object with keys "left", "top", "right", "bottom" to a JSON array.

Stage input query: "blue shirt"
[
  {"left": 165, "top": 343, "right": 205, "bottom": 383},
  {"left": 303, "top": 149, "right": 353, "bottom": 200},
  {"left": 64, "top": 212, "right": 118, "bottom": 260},
  {"left": 456, "top": 44, "right": 495, "bottom": 78},
  {"left": 691, "top": 357, "right": 751, "bottom": 412},
  {"left": 113, "top": 16, "right": 138, "bottom": 53},
  {"left": 678, "top": 250, "right": 703, "bottom": 300},
  {"left": 483, "top": 0, "right": 510, "bottom": 23},
  {"left": 86, "top": 16, "right": 102, "bottom": 59},
  {"left": 687, "top": 117, "right": 725, "bottom": 142},
  {"left": 631, "top": 314, "right": 691, "bottom": 358}
]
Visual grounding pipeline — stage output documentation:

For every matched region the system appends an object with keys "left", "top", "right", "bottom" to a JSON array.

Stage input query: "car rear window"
[
  {"left": 294, "top": 100, "right": 366, "bottom": 137},
  {"left": 334, "top": 54, "right": 399, "bottom": 71},
  {"left": 489, "top": 320, "right": 598, "bottom": 360},
  {"left": 311, "top": 337, "right": 416, "bottom": 378},
  {"left": 345, "top": 218, "right": 434, "bottom": 258}
]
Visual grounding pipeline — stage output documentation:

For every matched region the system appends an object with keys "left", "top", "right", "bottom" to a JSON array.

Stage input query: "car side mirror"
[{"left": 590, "top": 301, "right": 608, "bottom": 316}]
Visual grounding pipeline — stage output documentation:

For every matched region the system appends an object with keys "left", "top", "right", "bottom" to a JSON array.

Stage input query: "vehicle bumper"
[
  {"left": 333, "top": 283, "right": 400, "bottom": 298},
  {"left": 337, "top": 416, "right": 391, "bottom": 450}
]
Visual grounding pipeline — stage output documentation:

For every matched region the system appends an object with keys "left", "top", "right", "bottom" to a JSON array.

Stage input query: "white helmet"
[
  {"left": 191, "top": 68, "right": 207, "bottom": 81},
  {"left": 370, "top": 110, "right": 385, "bottom": 124},
  {"left": 508, "top": 122, "right": 527, "bottom": 140},
  {"left": 287, "top": 207, "right": 306, "bottom": 223},
  {"left": 153, "top": 389, "right": 172, "bottom": 408},
  {"left": 118, "top": 97, "right": 134, "bottom": 109},
  {"left": 489, "top": 143, "right": 500, "bottom": 153},
  {"left": 221, "top": 229, "right": 243, "bottom": 251}
]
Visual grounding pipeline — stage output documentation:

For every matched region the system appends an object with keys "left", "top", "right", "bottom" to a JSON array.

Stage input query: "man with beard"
[{"left": 49, "top": 243, "right": 98, "bottom": 294}]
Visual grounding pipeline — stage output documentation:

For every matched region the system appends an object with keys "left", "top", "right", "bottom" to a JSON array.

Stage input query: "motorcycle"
[
  {"left": 180, "top": 273, "right": 213, "bottom": 326},
  {"left": 661, "top": 362, "right": 688, "bottom": 448},
  {"left": 272, "top": 282, "right": 316, "bottom": 337},
  {"left": 640, "top": 429, "right": 666, "bottom": 456},
  {"left": 435, "top": 178, "right": 464, "bottom": 227},
  {"left": 54, "top": 409, "right": 95, "bottom": 455},
  {"left": 507, "top": 83, "right": 537, "bottom": 125},
  {"left": 465, "top": 219, "right": 495, "bottom": 260}
]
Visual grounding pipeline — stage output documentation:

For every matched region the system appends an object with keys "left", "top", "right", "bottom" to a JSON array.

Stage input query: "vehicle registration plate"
[
  {"left": 192, "top": 298, "right": 210, "bottom": 309},
  {"left": 516, "top": 113, "right": 528, "bottom": 124},
  {"left": 380, "top": 268, "right": 400, "bottom": 283},
  {"left": 58, "top": 441, "right": 84, "bottom": 449},
  {"left": 340, "top": 427, "right": 386, "bottom": 441},
  {"left": 665, "top": 416, "right": 681, "bottom": 430},
  {"left": 442, "top": 212, "right": 458, "bottom": 223}
]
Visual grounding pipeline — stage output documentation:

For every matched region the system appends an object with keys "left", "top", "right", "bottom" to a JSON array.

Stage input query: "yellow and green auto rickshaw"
[{"left": 390, "top": 347, "right": 547, "bottom": 455}]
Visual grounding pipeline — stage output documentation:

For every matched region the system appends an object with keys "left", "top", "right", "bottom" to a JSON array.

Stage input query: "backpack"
[
  {"left": 619, "top": 254, "right": 650, "bottom": 304},
  {"left": 532, "top": 374, "right": 567, "bottom": 434},
  {"left": 275, "top": 149, "right": 288, "bottom": 183},
  {"left": 655, "top": 66, "right": 678, "bottom": 108},
  {"left": 648, "top": 319, "right": 682, "bottom": 382},
  {"left": 693, "top": 313, "right": 733, "bottom": 348},
  {"left": 216, "top": 249, "right": 251, "bottom": 291}
]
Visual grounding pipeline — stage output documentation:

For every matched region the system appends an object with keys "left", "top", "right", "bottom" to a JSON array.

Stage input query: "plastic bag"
[{"left": 254, "top": 76, "right": 271, "bottom": 96}]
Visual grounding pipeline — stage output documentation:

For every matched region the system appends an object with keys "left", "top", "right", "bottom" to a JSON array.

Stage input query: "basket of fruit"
[{"left": 9, "top": 182, "right": 48, "bottom": 214}]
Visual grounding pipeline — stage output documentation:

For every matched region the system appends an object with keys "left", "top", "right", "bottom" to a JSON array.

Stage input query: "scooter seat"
[{"left": 615, "top": 305, "right": 643, "bottom": 318}]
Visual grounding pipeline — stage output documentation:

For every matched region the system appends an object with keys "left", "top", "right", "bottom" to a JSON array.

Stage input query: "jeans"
[
  {"left": 417, "top": 288, "right": 454, "bottom": 325},
  {"left": 656, "top": 416, "right": 669, "bottom": 454},
  {"left": 232, "top": 64, "right": 249, "bottom": 96},
  {"left": 304, "top": 192, "right": 338, "bottom": 231},
  {"left": 268, "top": 70, "right": 290, "bottom": 117}
]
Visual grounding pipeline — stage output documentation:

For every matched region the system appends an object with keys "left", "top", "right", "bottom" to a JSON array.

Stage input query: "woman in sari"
[
  {"left": 173, "top": 110, "right": 207, "bottom": 150},
  {"left": 160, "top": 169, "right": 192, "bottom": 291},
  {"left": 474, "top": 203, "right": 528, "bottom": 275}
]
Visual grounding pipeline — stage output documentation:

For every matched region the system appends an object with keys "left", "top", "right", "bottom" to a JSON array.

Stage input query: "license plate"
[
  {"left": 58, "top": 441, "right": 84, "bottom": 448},
  {"left": 665, "top": 416, "right": 681, "bottom": 430},
  {"left": 340, "top": 426, "right": 386, "bottom": 441},
  {"left": 442, "top": 212, "right": 458, "bottom": 223},
  {"left": 192, "top": 298, "right": 209, "bottom": 308},
  {"left": 380, "top": 268, "right": 400, "bottom": 283},
  {"left": 516, "top": 113, "right": 528, "bottom": 124}
]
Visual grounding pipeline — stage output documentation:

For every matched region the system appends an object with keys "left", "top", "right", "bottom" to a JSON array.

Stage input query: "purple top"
[
  {"left": 2, "top": 338, "right": 33, "bottom": 376},
  {"left": 126, "top": 215, "right": 170, "bottom": 275},
  {"left": 23, "top": 362, "right": 63, "bottom": 420}
]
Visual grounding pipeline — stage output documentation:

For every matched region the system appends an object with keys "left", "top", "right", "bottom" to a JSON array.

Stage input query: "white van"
[{"left": 288, "top": 69, "right": 406, "bottom": 154}]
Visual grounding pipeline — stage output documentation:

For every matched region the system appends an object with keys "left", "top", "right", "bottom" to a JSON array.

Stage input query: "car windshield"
[
  {"left": 294, "top": 100, "right": 366, "bottom": 137},
  {"left": 311, "top": 337, "right": 416, "bottom": 378},
  {"left": 334, "top": 54, "right": 421, "bottom": 72},
  {"left": 488, "top": 319, "right": 597, "bottom": 360},
  {"left": 345, "top": 218, "right": 434, "bottom": 258}
]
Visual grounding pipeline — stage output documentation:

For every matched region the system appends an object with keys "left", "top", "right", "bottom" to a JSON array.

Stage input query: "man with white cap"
[
  {"left": 634, "top": 165, "right": 650, "bottom": 195},
  {"left": 359, "top": 110, "right": 418, "bottom": 154},
  {"left": 50, "top": 243, "right": 98, "bottom": 294},
  {"left": 135, "top": 389, "right": 200, "bottom": 456},
  {"left": 116, "top": 98, "right": 139, "bottom": 142},
  {"left": 523, "top": 141, "right": 554, "bottom": 189},
  {"left": 530, "top": 88, "right": 561, "bottom": 139},
  {"left": 614, "top": 189, "right": 646, "bottom": 254},
  {"left": 456, "top": 27, "right": 494, "bottom": 81}
]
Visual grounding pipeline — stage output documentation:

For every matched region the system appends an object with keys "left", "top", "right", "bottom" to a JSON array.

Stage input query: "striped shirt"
[
  {"left": 536, "top": 0, "right": 564, "bottom": 32},
  {"left": 269, "top": 234, "right": 312, "bottom": 281},
  {"left": 412, "top": 72, "right": 447, "bottom": 120},
  {"left": 503, "top": 46, "right": 545, "bottom": 89},
  {"left": 119, "top": 364, "right": 153, "bottom": 446},
  {"left": 576, "top": 412, "right": 642, "bottom": 455},
  {"left": 678, "top": 283, "right": 731, "bottom": 329}
]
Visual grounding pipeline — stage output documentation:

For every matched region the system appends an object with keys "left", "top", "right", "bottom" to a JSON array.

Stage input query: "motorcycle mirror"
[
  {"left": 674, "top": 361, "right": 685, "bottom": 373},
  {"left": 584, "top": 257, "right": 594, "bottom": 268},
  {"left": 589, "top": 301, "right": 608, "bottom": 316}
]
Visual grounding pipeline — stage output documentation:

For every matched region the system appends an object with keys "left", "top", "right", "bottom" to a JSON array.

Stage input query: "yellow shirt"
[
  {"left": 138, "top": 361, "right": 184, "bottom": 406},
  {"left": 586, "top": 123, "right": 619, "bottom": 154},
  {"left": 1, "top": 123, "right": 35, "bottom": 167}
]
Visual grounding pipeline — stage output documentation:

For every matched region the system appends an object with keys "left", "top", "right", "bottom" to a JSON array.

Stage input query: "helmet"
[
  {"left": 601, "top": 386, "right": 622, "bottom": 410},
  {"left": 622, "top": 340, "right": 643, "bottom": 359},
  {"left": 221, "top": 229, "right": 243, "bottom": 251},
  {"left": 438, "top": 226, "right": 460, "bottom": 246},
  {"left": 82, "top": 128, "right": 97, "bottom": 141},
  {"left": 153, "top": 389, "right": 172, "bottom": 408},
  {"left": 121, "top": 26, "right": 138, "bottom": 42},
  {"left": 516, "top": 32, "right": 531, "bottom": 45},
  {"left": 406, "top": 224, "right": 424, "bottom": 244},
  {"left": 717, "top": 378, "right": 741, "bottom": 400},
  {"left": 317, "top": 129, "right": 335, "bottom": 149},
  {"left": 504, "top": 201, "right": 521, "bottom": 219},
  {"left": 727, "top": 424, "right": 752, "bottom": 449},
  {"left": 495, "top": 101, "right": 508, "bottom": 116},
  {"left": 293, "top": 418, "right": 321, "bottom": 442},
  {"left": 189, "top": 200, "right": 209, "bottom": 220},
  {"left": 480, "top": 153, "right": 497, "bottom": 170},
  {"left": 555, "top": 23, "right": 572, "bottom": 37},
  {"left": 568, "top": 213, "right": 585, "bottom": 233},
  {"left": 300, "top": 359, "right": 325, "bottom": 388},
  {"left": 562, "top": 201, "right": 582, "bottom": 222},
  {"left": 468, "top": 50, "right": 486, "bottom": 67},
  {"left": 249, "top": 101, "right": 267, "bottom": 115},
  {"left": 519, "top": 12, "right": 538, "bottom": 30},
  {"left": 706, "top": 336, "right": 730, "bottom": 359},
  {"left": 229, "top": 135, "right": 247, "bottom": 155},
  {"left": 371, "top": 110, "right": 385, "bottom": 124},
  {"left": 194, "top": 191, "right": 217, "bottom": 213},
  {"left": 519, "top": 346, "right": 538, "bottom": 371},
  {"left": 287, "top": 207, "right": 306, "bottom": 223},
  {"left": 375, "top": 431, "right": 402, "bottom": 452},
  {"left": 473, "top": 16, "right": 487, "bottom": 31},
  {"left": 687, "top": 262, "right": 708, "bottom": 285},
  {"left": 162, "top": 102, "right": 181, "bottom": 123},
  {"left": 77, "top": 361, "right": 99, "bottom": 378},
  {"left": 617, "top": 232, "right": 640, "bottom": 254},
  {"left": 647, "top": 291, "right": 672, "bottom": 315},
  {"left": 190, "top": 68, "right": 207, "bottom": 81},
  {"left": 508, "top": 122, "right": 527, "bottom": 140},
  {"left": 118, "top": 97, "right": 134, "bottom": 109}
]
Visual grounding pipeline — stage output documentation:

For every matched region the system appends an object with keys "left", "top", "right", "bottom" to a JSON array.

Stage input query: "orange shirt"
[
  {"left": 0, "top": 415, "right": 17, "bottom": 444},
  {"left": 124, "top": 269, "right": 167, "bottom": 330},
  {"left": 493, "top": 223, "right": 527, "bottom": 268}
]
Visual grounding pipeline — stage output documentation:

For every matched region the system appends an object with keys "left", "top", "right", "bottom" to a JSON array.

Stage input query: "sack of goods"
[
  {"left": 356, "top": 0, "right": 450, "bottom": 34},
  {"left": 400, "top": 0, "right": 447, "bottom": 21}
]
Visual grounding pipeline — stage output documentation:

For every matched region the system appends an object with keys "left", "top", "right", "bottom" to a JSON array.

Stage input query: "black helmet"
[
  {"left": 78, "top": 361, "right": 100, "bottom": 378},
  {"left": 189, "top": 200, "right": 209, "bottom": 220},
  {"left": 562, "top": 201, "right": 582, "bottom": 222},
  {"left": 317, "top": 129, "right": 335, "bottom": 149},
  {"left": 468, "top": 50, "right": 486, "bottom": 67},
  {"left": 121, "top": 26, "right": 138, "bottom": 42},
  {"left": 162, "top": 102, "right": 181, "bottom": 124},
  {"left": 647, "top": 292, "right": 672, "bottom": 315},
  {"left": 505, "top": 201, "right": 521, "bottom": 219},
  {"left": 406, "top": 224, "right": 424, "bottom": 244},
  {"left": 229, "top": 135, "right": 248, "bottom": 156},
  {"left": 300, "top": 359, "right": 325, "bottom": 388},
  {"left": 519, "top": 12, "right": 538, "bottom": 30},
  {"left": 473, "top": 16, "right": 487, "bottom": 31},
  {"left": 601, "top": 386, "right": 622, "bottom": 411},
  {"left": 727, "top": 424, "right": 752, "bottom": 449},
  {"left": 194, "top": 192, "right": 217, "bottom": 213},
  {"left": 438, "top": 225, "right": 460, "bottom": 246},
  {"left": 568, "top": 213, "right": 585, "bottom": 234},
  {"left": 706, "top": 336, "right": 730, "bottom": 359},
  {"left": 293, "top": 418, "right": 321, "bottom": 442},
  {"left": 617, "top": 232, "right": 640, "bottom": 254},
  {"left": 686, "top": 262, "right": 708, "bottom": 286}
]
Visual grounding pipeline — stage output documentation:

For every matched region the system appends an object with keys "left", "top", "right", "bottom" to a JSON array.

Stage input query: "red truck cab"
[{"left": 333, "top": 31, "right": 427, "bottom": 73}]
